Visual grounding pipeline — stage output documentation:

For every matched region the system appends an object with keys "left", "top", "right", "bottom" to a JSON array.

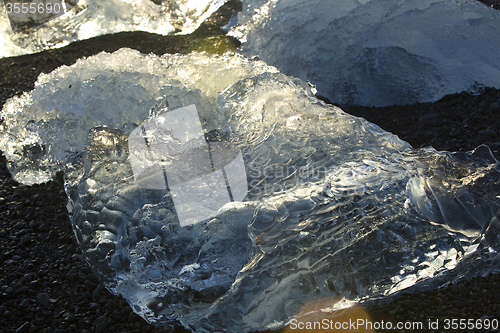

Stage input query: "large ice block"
[
  {"left": 0, "top": 0, "right": 228, "bottom": 58},
  {"left": 0, "top": 50, "right": 499, "bottom": 332},
  {"left": 230, "top": 0, "right": 500, "bottom": 106}
]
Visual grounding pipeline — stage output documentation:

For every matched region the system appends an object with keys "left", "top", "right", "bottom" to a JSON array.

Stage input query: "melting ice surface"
[
  {"left": 230, "top": 0, "right": 500, "bottom": 106},
  {"left": 1, "top": 49, "right": 500, "bottom": 332},
  {"left": 0, "top": 0, "right": 227, "bottom": 58}
]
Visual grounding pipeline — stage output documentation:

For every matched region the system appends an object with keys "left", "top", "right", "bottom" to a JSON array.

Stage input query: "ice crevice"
[{"left": 0, "top": 49, "right": 499, "bottom": 332}]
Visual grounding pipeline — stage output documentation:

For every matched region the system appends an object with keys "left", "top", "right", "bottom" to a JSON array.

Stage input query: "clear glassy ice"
[
  {"left": 0, "top": 0, "right": 228, "bottom": 58},
  {"left": 1, "top": 49, "right": 499, "bottom": 332}
]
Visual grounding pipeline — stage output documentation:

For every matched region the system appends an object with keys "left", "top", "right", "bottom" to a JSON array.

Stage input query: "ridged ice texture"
[
  {"left": 61, "top": 61, "right": 500, "bottom": 330},
  {"left": 230, "top": 0, "right": 500, "bottom": 106},
  {"left": 0, "top": 49, "right": 276, "bottom": 185},
  {"left": 0, "top": 0, "right": 227, "bottom": 58}
]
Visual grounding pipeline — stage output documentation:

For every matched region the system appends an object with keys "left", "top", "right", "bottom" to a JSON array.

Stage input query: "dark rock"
[
  {"left": 111, "top": 310, "right": 122, "bottom": 321},
  {"left": 458, "top": 283, "right": 469, "bottom": 298},
  {"left": 418, "top": 113, "right": 441, "bottom": 124},
  {"left": 22, "top": 273, "right": 32, "bottom": 283},
  {"left": 65, "top": 268, "right": 77, "bottom": 280},
  {"left": 107, "top": 299, "right": 118, "bottom": 308},
  {"left": 84, "top": 280, "right": 96, "bottom": 289},
  {"left": 18, "top": 298, "right": 30, "bottom": 309},
  {"left": 95, "top": 321, "right": 107, "bottom": 333},
  {"left": 19, "top": 236, "right": 31, "bottom": 245},
  {"left": 449, "top": 127, "right": 462, "bottom": 137},
  {"left": 90, "top": 302, "right": 100, "bottom": 310},
  {"left": 28, "top": 220, "right": 39, "bottom": 228},
  {"left": 479, "top": 128, "right": 497, "bottom": 138},
  {"left": 16, "top": 322, "right": 30, "bottom": 333},
  {"left": 37, "top": 292, "right": 50, "bottom": 309},
  {"left": 128, "top": 312, "right": 140, "bottom": 323},
  {"left": 13, "top": 222, "right": 25, "bottom": 229},
  {"left": 15, "top": 286, "right": 29, "bottom": 294},
  {"left": 39, "top": 223, "right": 50, "bottom": 232},
  {"left": 92, "top": 289, "right": 101, "bottom": 299}
]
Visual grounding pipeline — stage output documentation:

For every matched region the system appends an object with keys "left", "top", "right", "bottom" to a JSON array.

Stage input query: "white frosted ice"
[
  {"left": 0, "top": 0, "right": 227, "bottom": 58},
  {"left": 230, "top": 0, "right": 500, "bottom": 106},
  {"left": 1, "top": 49, "right": 498, "bottom": 332}
]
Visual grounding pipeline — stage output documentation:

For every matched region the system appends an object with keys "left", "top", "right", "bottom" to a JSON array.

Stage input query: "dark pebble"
[
  {"left": 16, "top": 322, "right": 30, "bottom": 333},
  {"left": 39, "top": 223, "right": 50, "bottom": 231},
  {"left": 13, "top": 222, "right": 24, "bottom": 229},
  {"left": 15, "top": 286, "right": 29, "bottom": 294},
  {"left": 18, "top": 298, "right": 30, "bottom": 309},
  {"left": 84, "top": 280, "right": 96, "bottom": 289},
  {"left": 107, "top": 299, "right": 118, "bottom": 308},
  {"left": 458, "top": 283, "right": 470, "bottom": 297},
  {"left": 95, "top": 321, "right": 107, "bottom": 333},
  {"left": 37, "top": 292, "right": 50, "bottom": 308},
  {"left": 65, "top": 268, "right": 77, "bottom": 280},
  {"left": 92, "top": 289, "right": 101, "bottom": 299},
  {"left": 418, "top": 112, "right": 441, "bottom": 124},
  {"left": 128, "top": 312, "right": 140, "bottom": 323},
  {"left": 19, "top": 235, "right": 31, "bottom": 245},
  {"left": 479, "top": 128, "right": 497, "bottom": 138}
]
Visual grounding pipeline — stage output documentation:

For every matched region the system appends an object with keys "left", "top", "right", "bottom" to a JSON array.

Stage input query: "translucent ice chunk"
[
  {"left": 231, "top": 0, "right": 500, "bottom": 106},
  {"left": 1, "top": 50, "right": 499, "bottom": 332},
  {"left": 0, "top": 49, "right": 276, "bottom": 185},
  {"left": 0, "top": 0, "right": 228, "bottom": 58}
]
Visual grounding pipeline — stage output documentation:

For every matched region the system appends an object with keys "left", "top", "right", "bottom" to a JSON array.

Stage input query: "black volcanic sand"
[{"left": 1, "top": 1, "right": 500, "bottom": 332}]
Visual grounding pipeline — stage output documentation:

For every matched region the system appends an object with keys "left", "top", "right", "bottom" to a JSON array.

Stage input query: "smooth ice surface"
[
  {"left": 1, "top": 50, "right": 500, "bottom": 332},
  {"left": 230, "top": 0, "right": 500, "bottom": 106},
  {"left": 0, "top": 0, "right": 227, "bottom": 58}
]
